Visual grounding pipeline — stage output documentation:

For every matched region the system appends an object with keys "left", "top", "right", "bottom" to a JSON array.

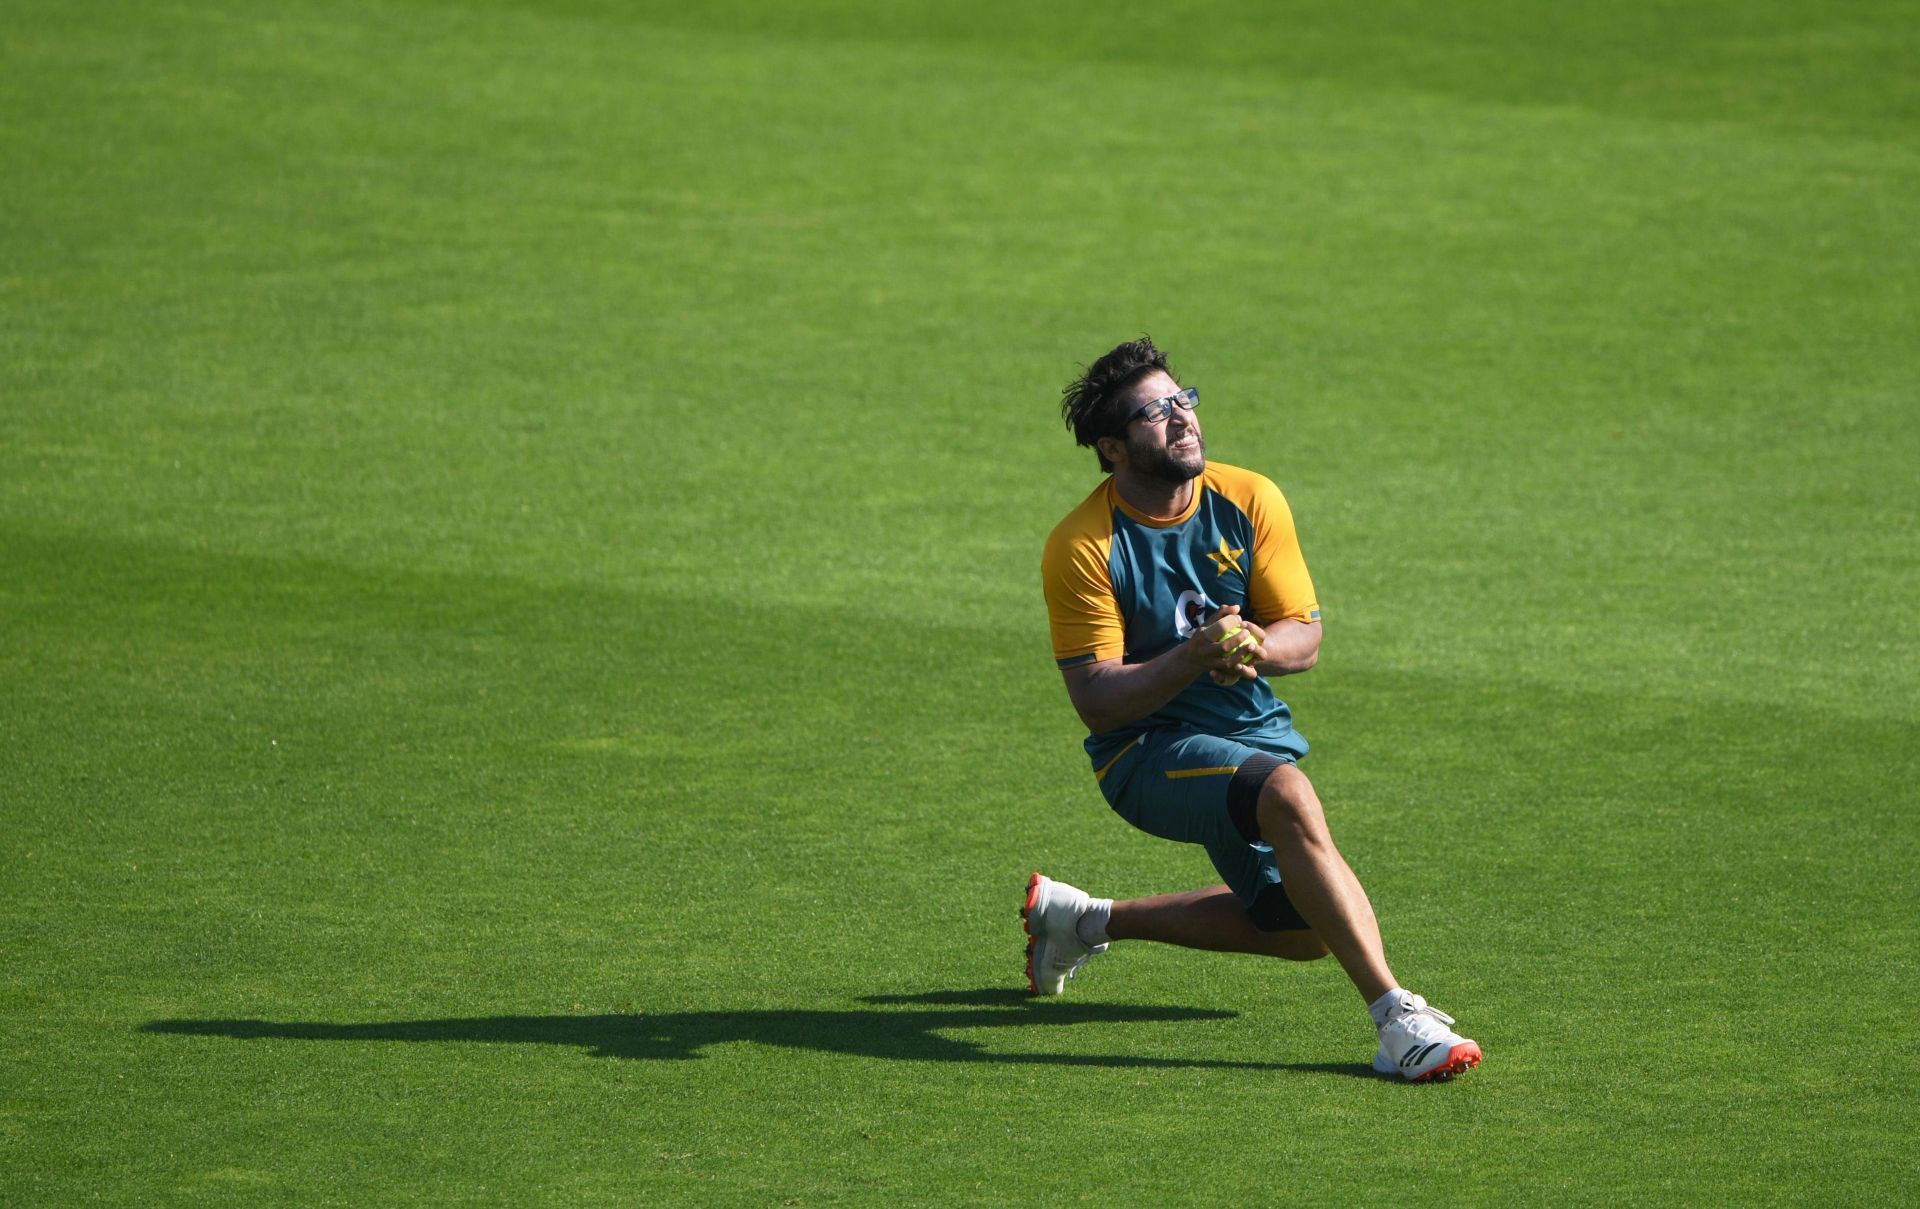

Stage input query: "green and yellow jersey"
[{"left": 1042, "top": 462, "right": 1321, "bottom": 767}]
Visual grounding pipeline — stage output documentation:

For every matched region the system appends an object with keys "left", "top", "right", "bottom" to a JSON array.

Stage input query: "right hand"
[{"left": 1185, "top": 606, "right": 1260, "bottom": 681}]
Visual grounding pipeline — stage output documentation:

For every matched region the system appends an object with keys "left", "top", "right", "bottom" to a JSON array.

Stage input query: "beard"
[{"left": 1128, "top": 431, "right": 1206, "bottom": 484}]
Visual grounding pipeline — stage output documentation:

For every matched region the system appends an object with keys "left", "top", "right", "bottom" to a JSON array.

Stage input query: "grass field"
[{"left": 4, "top": 1, "right": 1918, "bottom": 1203}]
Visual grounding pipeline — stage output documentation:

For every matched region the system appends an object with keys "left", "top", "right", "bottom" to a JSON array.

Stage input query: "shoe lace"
[
  {"left": 1391, "top": 1002, "right": 1458, "bottom": 1043},
  {"left": 1064, "top": 943, "right": 1109, "bottom": 981}
]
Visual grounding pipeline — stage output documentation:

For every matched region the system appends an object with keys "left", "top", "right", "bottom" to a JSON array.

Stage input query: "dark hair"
[{"left": 1060, "top": 336, "right": 1175, "bottom": 472}]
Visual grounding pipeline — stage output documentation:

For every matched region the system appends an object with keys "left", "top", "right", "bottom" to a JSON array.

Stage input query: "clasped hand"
[{"left": 1185, "top": 605, "right": 1264, "bottom": 685}]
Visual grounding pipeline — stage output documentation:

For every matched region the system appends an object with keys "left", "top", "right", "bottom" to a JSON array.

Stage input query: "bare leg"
[
  {"left": 1256, "top": 764, "right": 1396, "bottom": 1005},
  {"left": 1109, "top": 885, "right": 1330, "bottom": 961}
]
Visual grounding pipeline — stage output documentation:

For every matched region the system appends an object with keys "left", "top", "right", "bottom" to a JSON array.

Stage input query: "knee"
[
  {"left": 1255, "top": 773, "right": 1329, "bottom": 849},
  {"left": 1276, "top": 932, "right": 1331, "bottom": 962}
]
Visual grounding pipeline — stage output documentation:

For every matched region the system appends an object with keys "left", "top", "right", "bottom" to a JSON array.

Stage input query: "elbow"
[
  {"left": 1271, "top": 640, "right": 1318, "bottom": 677},
  {"left": 1073, "top": 694, "right": 1132, "bottom": 734},
  {"left": 1284, "top": 619, "right": 1323, "bottom": 674},
  {"left": 1065, "top": 669, "right": 1125, "bottom": 734},
  {"left": 1075, "top": 704, "right": 1120, "bottom": 734}
]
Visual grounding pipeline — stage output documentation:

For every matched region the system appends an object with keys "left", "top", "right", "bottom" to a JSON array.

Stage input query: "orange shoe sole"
[
  {"left": 1412, "top": 1042, "right": 1483, "bottom": 1082},
  {"left": 1021, "top": 872, "right": 1043, "bottom": 994}
]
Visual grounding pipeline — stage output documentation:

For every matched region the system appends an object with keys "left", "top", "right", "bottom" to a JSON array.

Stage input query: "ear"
[{"left": 1095, "top": 433, "right": 1128, "bottom": 469}]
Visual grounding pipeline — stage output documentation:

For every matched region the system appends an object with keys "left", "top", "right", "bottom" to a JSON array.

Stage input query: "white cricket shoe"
[
  {"left": 1022, "top": 872, "right": 1106, "bottom": 996},
  {"left": 1372, "top": 994, "right": 1483, "bottom": 1082}
]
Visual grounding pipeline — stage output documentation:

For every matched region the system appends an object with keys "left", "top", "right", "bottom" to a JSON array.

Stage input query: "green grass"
[{"left": 4, "top": 1, "right": 1917, "bottom": 1203}]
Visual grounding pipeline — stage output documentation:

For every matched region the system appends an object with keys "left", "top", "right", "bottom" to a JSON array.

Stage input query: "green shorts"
[{"left": 1093, "top": 727, "right": 1311, "bottom": 932}]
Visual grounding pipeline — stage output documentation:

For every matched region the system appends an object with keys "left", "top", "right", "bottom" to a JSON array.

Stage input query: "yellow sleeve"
[
  {"left": 1244, "top": 475, "right": 1320, "bottom": 626},
  {"left": 1041, "top": 506, "right": 1125, "bottom": 669}
]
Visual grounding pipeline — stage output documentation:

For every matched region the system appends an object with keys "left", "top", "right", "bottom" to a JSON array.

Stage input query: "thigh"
[{"left": 1098, "top": 730, "right": 1280, "bottom": 851}]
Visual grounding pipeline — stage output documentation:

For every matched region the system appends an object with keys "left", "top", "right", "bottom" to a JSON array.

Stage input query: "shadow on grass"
[{"left": 143, "top": 988, "right": 1376, "bottom": 1075}]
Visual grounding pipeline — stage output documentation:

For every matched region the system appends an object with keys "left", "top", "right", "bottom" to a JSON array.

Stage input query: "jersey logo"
[
  {"left": 1206, "top": 538, "right": 1244, "bottom": 576},
  {"left": 1172, "top": 588, "right": 1216, "bottom": 639}
]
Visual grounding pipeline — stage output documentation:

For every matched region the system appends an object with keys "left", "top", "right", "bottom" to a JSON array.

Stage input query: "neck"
[{"left": 1112, "top": 467, "right": 1195, "bottom": 521}]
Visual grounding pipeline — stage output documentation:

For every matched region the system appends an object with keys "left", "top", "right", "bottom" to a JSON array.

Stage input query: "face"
[{"left": 1109, "top": 369, "right": 1204, "bottom": 483}]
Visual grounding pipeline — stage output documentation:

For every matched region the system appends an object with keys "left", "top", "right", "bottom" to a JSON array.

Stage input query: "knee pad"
[
  {"left": 1248, "top": 882, "right": 1309, "bottom": 932},
  {"left": 1226, "top": 753, "right": 1285, "bottom": 845}
]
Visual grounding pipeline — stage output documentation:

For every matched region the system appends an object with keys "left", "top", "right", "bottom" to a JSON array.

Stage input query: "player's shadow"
[{"left": 143, "top": 988, "right": 1373, "bottom": 1074}]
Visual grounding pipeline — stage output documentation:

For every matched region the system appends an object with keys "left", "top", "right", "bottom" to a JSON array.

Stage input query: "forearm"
[
  {"left": 1251, "top": 618, "right": 1321, "bottom": 676},
  {"left": 1070, "top": 644, "right": 1203, "bottom": 733}
]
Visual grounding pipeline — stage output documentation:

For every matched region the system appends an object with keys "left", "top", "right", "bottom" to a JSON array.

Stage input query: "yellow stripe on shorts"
[
  {"left": 1093, "top": 736, "right": 1142, "bottom": 784},
  {"left": 1166, "top": 765, "right": 1238, "bottom": 779}
]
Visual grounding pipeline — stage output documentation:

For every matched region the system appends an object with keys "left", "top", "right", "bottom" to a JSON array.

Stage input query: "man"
[{"left": 1030, "top": 336, "right": 1481, "bottom": 1082}]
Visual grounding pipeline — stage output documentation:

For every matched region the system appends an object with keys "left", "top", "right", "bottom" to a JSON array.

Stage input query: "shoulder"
[
  {"left": 1200, "top": 462, "right": 1286, "bottom": 515},
  {"left": 1043, "top": 478, "right": 1118, "bottom": 564}
]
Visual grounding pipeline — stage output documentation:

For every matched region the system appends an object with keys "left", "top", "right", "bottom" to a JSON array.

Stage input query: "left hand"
[{"left": 1207, "top": 617, "right": 1265, "bottom": 684}]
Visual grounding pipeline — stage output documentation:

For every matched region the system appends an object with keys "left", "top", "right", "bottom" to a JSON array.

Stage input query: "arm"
[
  {"left": 1239, "top": 617, "right": 1322, "bottom": 677},
  {"left": 1230, "top": 471, "right": 1322, "bottom": 681},
  {"left": 1062, "top": 609, "right": 1258, "bottom": 733}
]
